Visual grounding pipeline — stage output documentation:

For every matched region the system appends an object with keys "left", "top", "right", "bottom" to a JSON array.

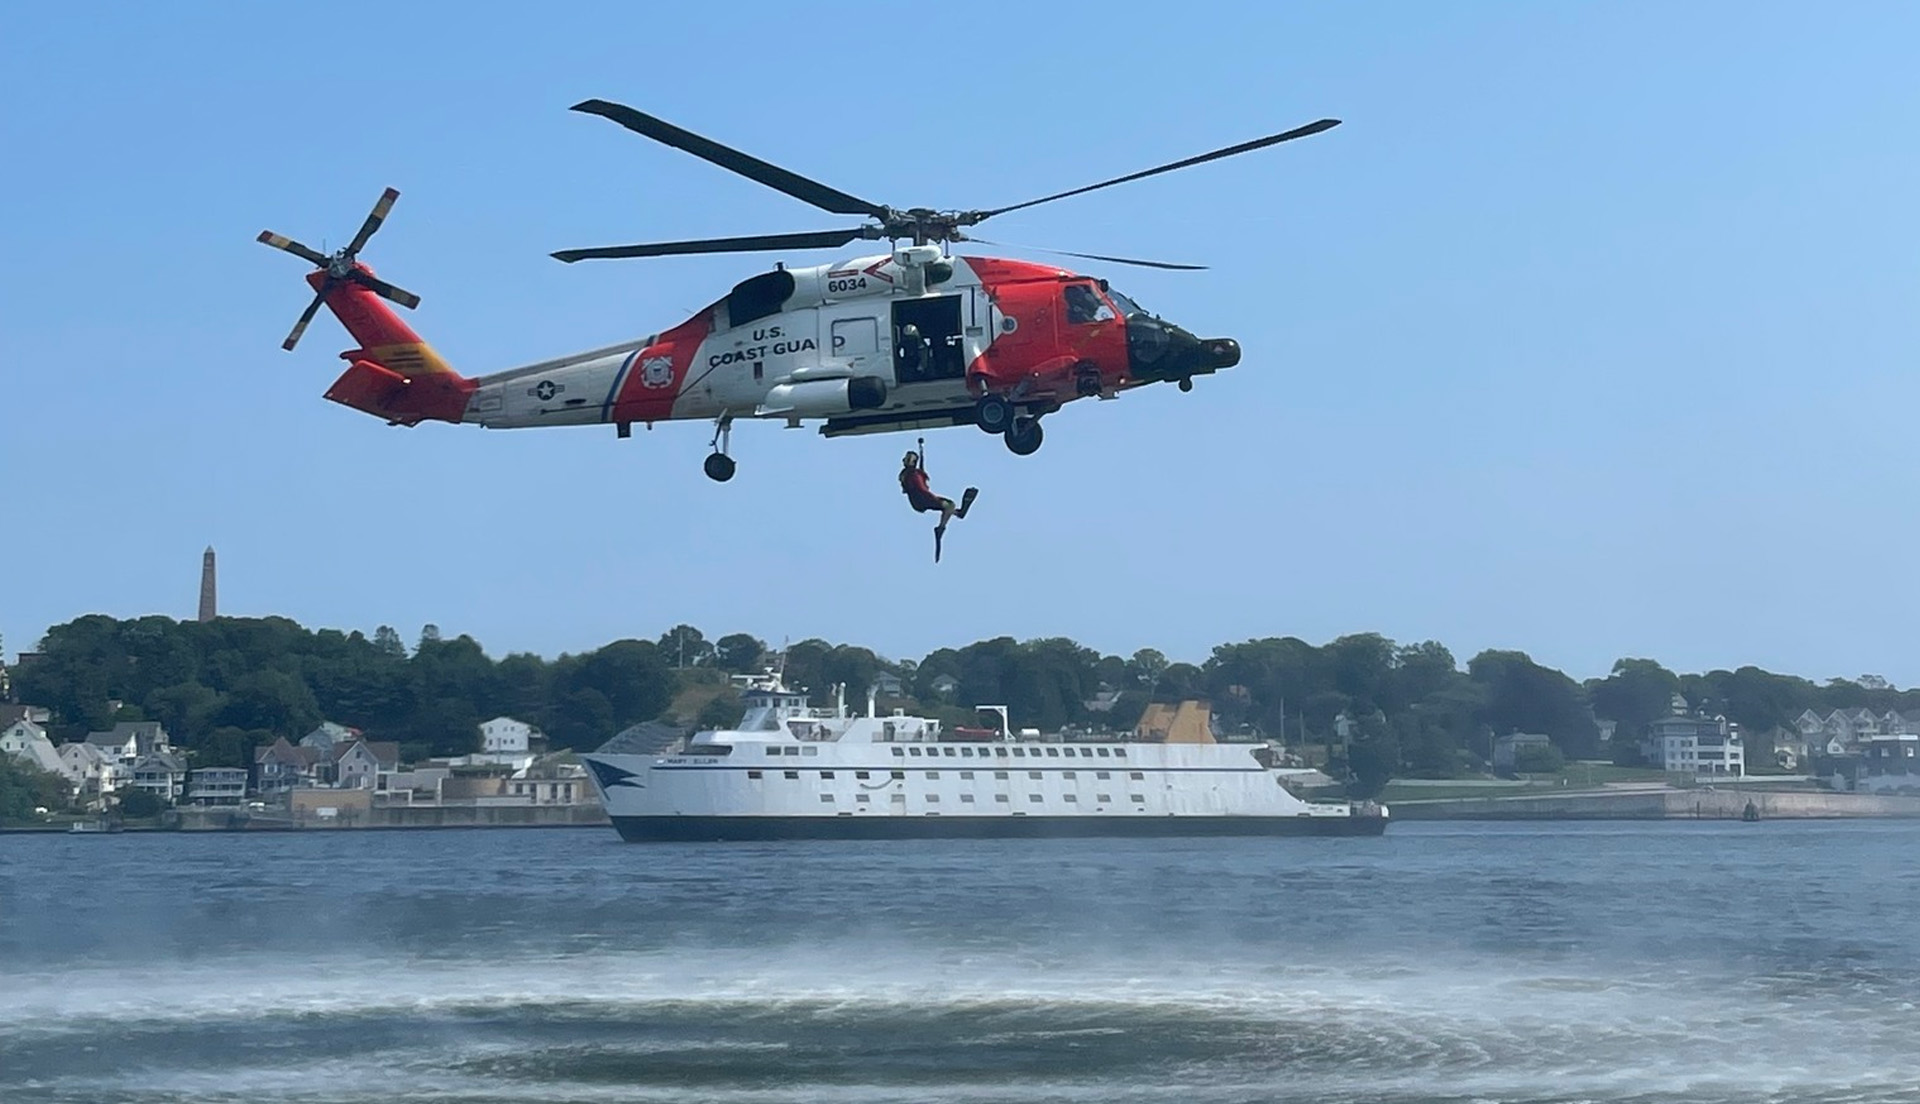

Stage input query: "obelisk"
[{"left": 198, "top": 547, "right": 217, "bottom": 622}]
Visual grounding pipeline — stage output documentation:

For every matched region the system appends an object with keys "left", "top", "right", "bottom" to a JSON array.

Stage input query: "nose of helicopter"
[{"left": 1124, "top": 315, "right": 1241, "bottom": 385}]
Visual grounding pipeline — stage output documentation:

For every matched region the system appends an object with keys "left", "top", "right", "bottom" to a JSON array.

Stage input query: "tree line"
[{"left": 8, "top": 614, "right": 1915, "bottom": 799}]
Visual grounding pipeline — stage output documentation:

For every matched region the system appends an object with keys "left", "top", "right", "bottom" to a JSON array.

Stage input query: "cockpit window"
[
  {"left": 1104, "top": 288, "right": 1143, "bottom": 317},
  {"left": 1063, "top": 283, "right": 1115, "bottom": 325}
]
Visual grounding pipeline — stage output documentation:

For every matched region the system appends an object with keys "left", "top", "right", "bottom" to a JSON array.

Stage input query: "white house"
[
  {"left": 479, "top": 717, "right": 539, "bottom": 755},
  {"left": 131, "top": 750, "right": 189, "bottom": 801},
  {"left": 1, "top": 719, "right": 64, "bottom": 776},
  {"left": 1646, "top": 713, "right": 1745, "bottom": 776},
  {"left": 58, "top": 741, "right": 123, "bottom": 800}
]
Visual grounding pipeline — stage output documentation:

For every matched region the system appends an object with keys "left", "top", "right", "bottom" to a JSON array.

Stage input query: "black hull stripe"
[{"left": 609, "top": 814, "right": 1389, "bottom": 842}]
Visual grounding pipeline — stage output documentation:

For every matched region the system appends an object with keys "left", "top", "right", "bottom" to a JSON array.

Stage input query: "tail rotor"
[{"left": 258, "top": 187, "right": 422, "bottom": 351}]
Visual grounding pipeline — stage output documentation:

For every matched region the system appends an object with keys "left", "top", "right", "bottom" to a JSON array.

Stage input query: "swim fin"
[
  {"left": 957, "top": 487, "right": 979, "bottom": 519},
  {"left": 933, "top": 523, "right": 946, "bottom": 563}
]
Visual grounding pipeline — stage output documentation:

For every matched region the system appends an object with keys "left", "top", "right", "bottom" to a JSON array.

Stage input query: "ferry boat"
[{"left": 581, "top": 671, "right": 1388, "bottom": 841}]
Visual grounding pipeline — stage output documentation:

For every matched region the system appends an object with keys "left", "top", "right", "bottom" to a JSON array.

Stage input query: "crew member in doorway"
[
  {"left": 896, "top": 323, "right": 929, "bottom": 382},
  {"left": 900, "top": 441, "right": 977, "bottom": 563}
]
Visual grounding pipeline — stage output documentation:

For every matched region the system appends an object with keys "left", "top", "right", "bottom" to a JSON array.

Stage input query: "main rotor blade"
[
  {"left": 966, "top": 238, "right": 1206, "bottom": 271},
  {"left": 571, "top": 99, "right": 889, "bottom": 219},
  {"left": 975, "top": 118, "right": 1342, "bottom": 221},
  {"left": 552, "top": 227, "right": 871, "bottom": 263},
  {"left": 257, "top": 231, "right": 329, "bottom": 268},
  {"left": 345, "top": 187, "right": 399, "bottom": 256},
  {"left": 282, "top": 289, "right": 328, "bottom": 351},
  {"left": 348, "top": 268, "right": 421, "bottom": 309}
]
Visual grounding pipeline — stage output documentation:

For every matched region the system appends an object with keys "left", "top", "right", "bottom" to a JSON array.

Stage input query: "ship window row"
[
  {"left": 750, "top": 768, "right": 1144, "bottom": 783},
  {"left": 891, "top": 745, "right": 1128, "bottom": 758},
  {"left": 763, "top": 746, "right": 820, "bottom": 757},
  {"left": 831, "top": 792, "right": 1129, "bottom": 805}
]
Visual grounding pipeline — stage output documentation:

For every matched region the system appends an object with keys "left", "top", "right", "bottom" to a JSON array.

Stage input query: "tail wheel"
[
  {"left": 1004, "top": 416, "right": 1043, "bottom": 456},
  {"left": 975, "top": 394, "right": 1014, "bottom": 435},
  {"left": 1177, "top": 376, "right": 1194, "bottom": 392},
  {"left": 703, "top": 454, "right": 737, "bottom": 482}
]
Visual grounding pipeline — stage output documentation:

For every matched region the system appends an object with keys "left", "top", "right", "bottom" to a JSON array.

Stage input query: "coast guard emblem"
[{"left": 640, "top": 356, "right": 675, "bottom": 389}]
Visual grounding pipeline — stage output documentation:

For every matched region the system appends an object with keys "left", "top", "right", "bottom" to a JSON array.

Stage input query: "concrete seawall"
[
  {"left": 1393, "top": 789, "right": 1920, "bottom": 820},
  {"left": 174, "top": 805, "right": 610, "bottom": 831}
]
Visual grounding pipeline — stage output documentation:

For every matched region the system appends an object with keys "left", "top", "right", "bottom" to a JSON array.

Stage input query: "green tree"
[
  {"left": 118, "top": 788, "right": 163, "bottom": 818},
  {"left": 0, "top": 755, "right": 68, "bottom": 824},
  {"left": 659, "top": 625, "right": 713, "bottom": 668},
  {"left": 715, "top": 633, "right": 766, "bottom": 674}
]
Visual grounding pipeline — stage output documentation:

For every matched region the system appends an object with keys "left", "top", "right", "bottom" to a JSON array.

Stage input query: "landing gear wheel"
[
  {"left": 975, "top": 394, "right": 1014, "bottom": 435},
  {"left": 703, "top": 453, "right": 736, "bottom": 482},
  {"left": 1177, "top": 376, "right": 1194, "bottom": 392},
  {"left": 1004, "top": 417, "right": 1044, "bottom": 456}
]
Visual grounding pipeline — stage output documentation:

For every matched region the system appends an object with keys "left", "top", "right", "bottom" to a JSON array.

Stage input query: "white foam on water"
[{"left": 6, "top": 943, "right": 1918, "bottom": 1103}]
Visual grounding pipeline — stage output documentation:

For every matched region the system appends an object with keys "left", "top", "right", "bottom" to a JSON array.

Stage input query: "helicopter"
[{"left": 258, "top": 99, "right": 1339, "bottom": 482}]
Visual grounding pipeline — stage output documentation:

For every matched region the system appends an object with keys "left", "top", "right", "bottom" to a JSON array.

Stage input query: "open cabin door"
[{"left": 891, "top": 295, "right": 965, "bottom": 384}]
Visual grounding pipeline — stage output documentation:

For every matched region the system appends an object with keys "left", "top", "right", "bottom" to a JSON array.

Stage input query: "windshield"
[{"left": 1103, "top": 287, "right": 1144, "bottom": 316}]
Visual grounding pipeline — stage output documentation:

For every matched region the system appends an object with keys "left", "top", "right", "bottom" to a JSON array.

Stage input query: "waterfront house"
[
  {"left": 299, "top": 721, "right": 360, "bottom": 756},
  {"left": 1, "top": 718, "right": 65, "bottom": 777},
  {"left": 255, "top": 737, "right": 322, "bottom": 795},
  {"left": 507, "top": 755, "right": 594, "bottom": 805},
  {"left": 85, "top": 720, "right": 171, "bottom": 764},
  {"left": 330, "top": 739, "right": 399, "bottom": 789},
  {"left": 187, "top": 767, "right": 249, "bottom": 805},
  {"left": 131, "top": 750, "right": 189, "bottom": 801},
  {"left": 478, "top": 716, "right": 543, "bottom": 756},
  {"left": 1850, "top": 733, "right": 1920, "bottom": 794},
  {"left": 1493, "top": 732, "right": 1554, "bottom": 772},
  {"left": 1645, "top": 713, "right": 1745, "bottom": 776},
  {"left": 59, "top": 741, "right": 122, "bottom": 801}
]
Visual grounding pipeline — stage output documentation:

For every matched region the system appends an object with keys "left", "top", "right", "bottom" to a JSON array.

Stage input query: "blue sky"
[{"left": 3, "top": 2, "right": 1916, "bottom": 683}]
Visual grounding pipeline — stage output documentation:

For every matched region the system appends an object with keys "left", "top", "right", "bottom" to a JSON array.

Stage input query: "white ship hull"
[{"left": 582, "top": 738, "right": 1386, "bottom": 842}]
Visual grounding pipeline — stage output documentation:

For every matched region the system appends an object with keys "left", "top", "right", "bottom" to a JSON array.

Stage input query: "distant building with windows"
[
  {"left": 1493, "top": 732, "right": 1554, "bottom": 772},
  {"left": 1646, "top": 711, "right": 1744, "bottom": 776}
]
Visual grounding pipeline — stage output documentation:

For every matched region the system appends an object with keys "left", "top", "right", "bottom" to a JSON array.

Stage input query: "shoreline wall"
[{"left": 1392, "top": 789, "right": 1920, "bottom": 820}]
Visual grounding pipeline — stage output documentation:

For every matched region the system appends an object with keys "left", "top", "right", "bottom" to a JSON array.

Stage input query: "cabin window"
[
  {"left": 1028, "top": 771, "right": 1043, "bottom": 780},
  {"left": 819, "top": 794, "right": 835, "bottom": 803},
  {"left": 891, "top": 770, "right": 905, "bottom": 780},
  {"left": 1064, "top": 794, "right": 1078, "bottom": 802},
  {"left": 892, "top": 794, "right": 906, "bottom": 802},
  {"left": 909, "top": 747, "right": 922, "bottom": 756},
  {"left": 1012, "top": 748, "right": 1027, "bottom": 757},
  {"left": 995, "top": 748, "right": 1010, "bottom": 757},
  {"left": 995, "top": 771, "right": 1009, "bottom": 780},
  {"left": 925, "top": 771, "right": 938, "bottom": 780},
  {"left": 1097, "top": 771, "right": 1110, "bottom": 780},
  {"left": 747, "top": 770, "right": 762, "bottom": 779},
  {"left": 1063, "top": 771, "right": 1076, "bottom": 780},
  {"left": 820, "top": 771, "right": 835, "bottom": 779},
  {"left": 726, "top": 267, "right": 796, "bottom": 328},
  {"left": 1097, "top": 793, "right": 1111, "bottom": 802},
  {"left": 960, "top": 771, "right": 974, "bottom": 780},
  {"left": 1096, "top": 748, "right": 1111, "bottom": 757},
  {"left": 1045, "top": 747, "right": 1059, "bottom": 757},
  {"left": 856, "top": 794, "right": 870, "bottom": 803},
  {"left": 1130, "top": 794, "right": 1146, "bottom": 803},
  {"left": 893, "top": 747, "right": 904, "bottom": 756},
  {"left": 961, "top": 794, "right": 975, "bottom": 803},
  {"left": 1115, "top": 748, "right": 1128, "bottom": 758},
  {"left": 1130, "top": 771, "right": 1145, "bottom": 780},
  {"left": 802, "top": 746, "right": 818, "bottom": 756},
  {"left": 855, "top": 770, "right": 870, "bottom": 779},
  {"left": 961, "top": 747, "right": 975, "bottom": 757},
  {"left": 927, "top": 794, "right": 940, "bottom": 803},
  {"left": 996, "top": 794, "right": 1010, "bottom": 802},
  {"left": 784, "top": 770, "right": 799, "bottom": 780},
  {"left": 1028, "top": 794, "right": 1043, "bottom": 802},
  {"left": 943, "top": 747, "right": 957, "bottom": 757}
]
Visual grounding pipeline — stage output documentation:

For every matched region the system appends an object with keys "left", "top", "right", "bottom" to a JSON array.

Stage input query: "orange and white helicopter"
[{"left": 259, "top": 100, "right": 1338, "bottom": 481}]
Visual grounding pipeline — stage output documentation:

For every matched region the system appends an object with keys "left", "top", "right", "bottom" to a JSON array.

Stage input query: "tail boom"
[{"left": 311, "top": 270, "right": 473, "bottom": 425}]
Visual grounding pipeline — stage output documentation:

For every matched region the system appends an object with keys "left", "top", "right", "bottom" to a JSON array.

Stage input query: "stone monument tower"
[{"left": 198, "top": 547, "right": 218, "bottom": 622}]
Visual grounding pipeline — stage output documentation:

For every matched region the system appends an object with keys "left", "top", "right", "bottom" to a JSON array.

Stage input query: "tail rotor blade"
[
  {"left": 281, "top": 288, "right": 329, "bottom": 351},
  {"left": 345, "top": 187, "right": 399, "bottom": 256},
  {"left": 257, "top": 231, "right": 330, "bottom": 267},
  {"left": 348, "top": 269, "right": 422, "bottom": 309}
]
